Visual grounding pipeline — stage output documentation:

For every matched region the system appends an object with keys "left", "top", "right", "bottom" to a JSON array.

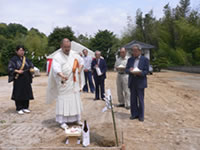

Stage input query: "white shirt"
[
  {"left": 133, "top": 55, "right": 141, "bottom": 68},
  {"left": 114, "top": 56, "right": 129, "bottom": 68},
  {"left": 83, "top": 55, "right": 93, "bottom": 70}
]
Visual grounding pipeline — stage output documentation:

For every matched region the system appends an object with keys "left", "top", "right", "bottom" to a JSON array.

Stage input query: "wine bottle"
[
  {"left": 82, "top": 120, "right": 90, "bottom": 147},
  {"left": 83, "top": 120, "right": 88, "bottom": 132}
]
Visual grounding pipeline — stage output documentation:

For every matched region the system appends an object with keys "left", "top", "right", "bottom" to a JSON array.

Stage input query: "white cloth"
[
  {"left": 46, "top": 49, "right": 85, "bottom": 123},
  {"left": 133, "top": 55, "right": 141, "bottom": 68},
  {"left": 83, "top": 55, "right": 93, "bottom": 70},
  {"left": 82, "top": 122, "right": 90, "bottom": 147},
  {"left": 56, "top": 114, "right": 80, "bottom": 124}
]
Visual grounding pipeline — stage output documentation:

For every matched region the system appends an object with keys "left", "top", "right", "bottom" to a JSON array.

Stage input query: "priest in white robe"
[{"left": 46, "top": 38, "right": 84, "bottom": 130}]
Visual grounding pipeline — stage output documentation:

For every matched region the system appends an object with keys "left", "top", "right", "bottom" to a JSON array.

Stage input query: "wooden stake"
[
  {"left": 110, "top": 95, "right": 119, "bottom": 146},
  {"left": 121, "top": 131, "right": 126, "bottom": 150}
]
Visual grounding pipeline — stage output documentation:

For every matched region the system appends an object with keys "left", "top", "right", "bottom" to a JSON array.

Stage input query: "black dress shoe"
[
  {"left": 125, "top": 106, "right": 130, "bottom": 110},
  {"left": 116, "top": 104, "right": 125, "bottom": 107},
  {"left": 93, "top": 98, "right": 100, "bottom": 101},
  {"left": 138, "top": 118, "right": 144, "bottom": 122},
  {"left": 129, "top": 116, "right": 139, "bottom": 120}
]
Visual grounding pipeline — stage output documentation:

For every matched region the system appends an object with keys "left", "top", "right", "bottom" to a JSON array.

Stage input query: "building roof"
[{"left": 123, "top": 40, "right": 155, "bottom": 49}]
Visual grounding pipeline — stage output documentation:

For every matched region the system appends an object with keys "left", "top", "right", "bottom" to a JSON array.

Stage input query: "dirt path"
[{"left": 0, "top": 70, "right": 200, "bottom": 150}]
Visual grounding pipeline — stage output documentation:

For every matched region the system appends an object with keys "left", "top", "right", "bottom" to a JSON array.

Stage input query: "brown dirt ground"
[{"left": 0, "top": 70, "right": 200, "bottom": 150}]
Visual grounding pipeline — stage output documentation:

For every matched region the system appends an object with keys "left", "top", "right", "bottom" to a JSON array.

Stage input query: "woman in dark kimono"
[{"left": 8, "top": 45, "right": 34, "bottom": 115}]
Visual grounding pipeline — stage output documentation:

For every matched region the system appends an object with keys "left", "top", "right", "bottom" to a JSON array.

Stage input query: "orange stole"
[{"left": 72, "top": 59, "right": 79, "bottom": 82}]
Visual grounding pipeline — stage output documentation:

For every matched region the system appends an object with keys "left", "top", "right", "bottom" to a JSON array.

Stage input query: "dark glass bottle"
[{"left": 83, "top": 120, "right": 88, "bottom": 132}]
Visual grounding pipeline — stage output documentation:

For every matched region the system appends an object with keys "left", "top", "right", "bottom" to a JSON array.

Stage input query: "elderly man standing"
[
  {"left": 126, "top": 44, "right": 149, "bottom": 122},
  {"left": 91, "top": 51, "right": 107, "bottom": 100},
  {"left": 46, "top": 38, "right": 84, "bottom": 129},
  {"left": 114, "top": 48, "right": 130, "bottom": 109},
  {"left": 82, "top": 49, "right": 95, "bottom": 93}
]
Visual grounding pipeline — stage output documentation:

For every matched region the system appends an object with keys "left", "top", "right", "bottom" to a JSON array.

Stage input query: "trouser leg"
[
  {"left": 122, "top": 75, "right": 130, "bottom": 107},
  {"left": 117, "top": 74, "right": 124, "bottom": 104},
  {"left": 94, "top": 78, "right": 100, "bottom": 99},
  {"left": 88, "top": 71, "right": 95, "bottom": 92},
  {"left": 137, "top": 88, "right": 145, "bottom": 120},
  {"left": 100, "top": 77, "right": 105, "bottom": 99},
  {"left": 83, "top": 72, "right": 88, "bottom": 92},
  {"left": 23, "top": 100, "right": 29, "bottom": 109},
  {"left": 130, "top": 87, "right": 139, "bottom": 117},
  {"left": 15, "top": 101, "right": 23, "bottom": 111}
]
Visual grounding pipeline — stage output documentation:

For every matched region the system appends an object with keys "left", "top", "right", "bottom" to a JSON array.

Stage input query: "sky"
[{"left": 0, "top": 0, "right": 199, "bottom": 37}]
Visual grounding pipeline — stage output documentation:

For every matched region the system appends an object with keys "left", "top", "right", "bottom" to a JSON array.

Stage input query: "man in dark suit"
[
  {"left": 91, "top": 51, "right": 107, "bottom": 100},
  {"left": 126, "top": 44, "right": 149, "bottom": 122}
]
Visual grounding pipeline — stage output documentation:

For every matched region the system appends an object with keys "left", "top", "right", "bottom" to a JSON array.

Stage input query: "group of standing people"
[
  {"left": 82, "top": 49, "right": 107, "bottom": 101},
  {"left": 115, "top": 45, "right": 149, "bottom": 122},
  {"left": 82, "top": 44, "right": 149, "bottom": 122},
  {"left": 8, "top": 38, "right": 149, "bottom": 130}
]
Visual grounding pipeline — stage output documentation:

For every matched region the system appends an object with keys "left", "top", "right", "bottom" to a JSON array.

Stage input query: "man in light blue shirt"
[{"left": 82, "top": 49, "right": 95, "bottom": 93}]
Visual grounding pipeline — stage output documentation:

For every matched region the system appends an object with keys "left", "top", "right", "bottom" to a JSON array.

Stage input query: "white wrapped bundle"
[
  {"left": 116, "top": 65, "right": 126, "bottom": 72},
  {"left": 65, "top": 126, "right": 82, "bottom": 136},
  {"left": 96, "top": 67, "right": 102, "bottom": 76},
  {"left": 117, "top": 64, "right": 125, "bottom": 68},
  {"left": 131, "top": 67, "right": 141, "bottom": 73},
  {"left": 65, "top": 126, "right": 82, "bottom": 145}
]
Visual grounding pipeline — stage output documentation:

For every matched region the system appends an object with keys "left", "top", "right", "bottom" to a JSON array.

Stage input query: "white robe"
[{"left": 46, "top": 49, "right": 84, "bottom": 123}]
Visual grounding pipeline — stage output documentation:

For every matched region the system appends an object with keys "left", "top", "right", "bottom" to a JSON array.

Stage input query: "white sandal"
[
  {"left": 17, "top": 110, "right": 24, "bottom": 115},
  {"left": 60, "top": 123, "right": 68, "bottom": 130},
  {"left": 77, "top": 120, "right": 83, "bottom": 126},
  {"left": 23, "top": 109, "right": 31, "bottom": 113}
]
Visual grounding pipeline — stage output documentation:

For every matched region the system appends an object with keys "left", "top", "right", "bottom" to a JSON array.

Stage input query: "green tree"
[
  {"left": 175, "top": 19, "right": 200, "bottom": 53},
  {"left": 121, "top": 9, "right": 158, "bottom": 48},
  {"left": 161, "top": 3, "right": 177, "bottom": 49},
  {"left": 0, "top": 35, "right": 9, "bottom": 52},
  {"left": 0, "top": 23, "right": 49, "bottom": 74},
  {"left": 187, "top": 10, "right": 199, "bottom": 25},
  {"left": 77, "top": 34, "right": 90, "bottom": 48},
  {"left": 1, "top": 41, "right": 17, "bottom": 73},
  {"left": 194, "top": 47, "right": 200, "bottom": 64},
  {"left": 89, "top": 30, "right": 119, "bottom": 68},
  {"left": 24, "top": 28, "right": 48, "bottom": 69},
  {"left": 135, "top": 9, "right": 145, "bottom": 42},
  {"left": 0, "top": 23, "right": 8, "bottom": 37},
  {"left": 7, "top": 23, "right": 28, "bottom": 39},
  {"left": 48, "top": 26, "right": 77, "bottom": 51},
  {"left": 120, "top": 16, "right": 136, "bottom": 46},
  {"left": 120, "top": 0, "right": 200, "bottom": 67},
  {"left": 175, "top": 0, "right": 191, "bottom": 18}
]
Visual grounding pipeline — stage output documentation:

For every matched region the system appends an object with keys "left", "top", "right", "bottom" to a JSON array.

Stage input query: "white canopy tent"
[
  {"left": 71, "top": 41, "right": 94, "bottom": 57},
  {"left": 47, "top": 41, "right": 94, "bottom": 59},
  {"left": 46, "top": 41, "right": 94, "bottom": 74}
]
